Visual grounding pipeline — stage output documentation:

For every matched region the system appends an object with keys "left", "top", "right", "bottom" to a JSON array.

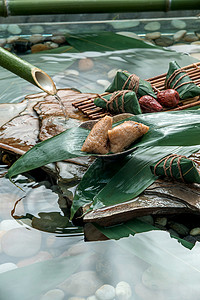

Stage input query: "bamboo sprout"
[{"left": 0, "top": 47, "right": 57, "bottom": 95}]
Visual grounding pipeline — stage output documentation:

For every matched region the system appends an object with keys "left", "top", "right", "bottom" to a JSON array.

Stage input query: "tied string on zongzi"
[
  {"left": 97, "top": 90, "right": 130, "bottom": 113},
  {"left": 153, "top": 154, "right": 200, "bottom": 183},
  {"left": 122, "top": 72, "right": 140, "bottom": 93},
  {"left": 165, "top": 68, "right": 192, "bottom": 91}
]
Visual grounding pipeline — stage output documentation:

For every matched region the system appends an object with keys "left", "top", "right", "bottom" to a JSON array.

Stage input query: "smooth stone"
[
  {"left": 191, "top": 41, "right": 200, "bottom": 45},
  {"left": 97, "top": 79, "right": 110, "bottom": 88},
  {"left": 145, "top": 32, "right": 161, "bottom": 40},
  {"left": 1, "top": 227, "right": 42, "bottom": 257},
  {"left": 87, "top": 296, "right": 97, "bottom": 300},
  {"left": 17, "top": 251, "right": 52, "bottom": 267},
  {"left": 0, "top": 24, "right": 7, "bottom": 31},
  {"left": 59, "top": 271, "right": 102, "bottom": 297},
  {"left": 31, "top": 43, "right": 50, "bottom": 53},
  {"left": 0, "top": 38, "right": 6, "bottom": 46},
  {"left": 6, "top": 35, "right": 20, "bottom": 44},
  {"left": 155, "top": 37, "right": 174, "bottom": 47},
  {"left": 183, "top": 235, "right": 196, "bottom": 244},
  {"left": 168, "top": 228, "right": 180, "bottom": 238},
  {"left": 183, "top": 34, "right": 199, "bottom": 43},
  {"left": 64, "top": 69, "right": 80, "bottom": 76},
  {"left": 171, "top": 19, "right": 186, "bottom": 29},
  {"left": 190, "top": 227, "right": 200, "bottom": 236},
  {"left": 0, "top": 262, "right": 18, "bottom": 274},
  {"left": 56, "top": 161, "right": 87, "bottom": 183},
  {"left": 155, "top": 217, "right": 167, "bottom": 227},
  {"left": 115, "top": 281, "right": 132, "bottom": 300},
  {"left": 168, "top": 221, "right": 189, "bottom": 236},
  {"left": 30, "top": 25, "right": 44, "bottom": 34},
  {"left": 110, "top": 20, "right": 140, "bottom": 29},
  {"left": 51, "top": 35, "right": 66, "bottom": 44},
  {"left": 144, "top": 22, "right": 161, "bottom": 31},
  {"left": 0, "top": 220, "right": 23, "bottom": 231},
  {"left": 195, "top": 31, "right": 200, "bottom": 39},
  {"left": 95, "top": 284, "right": 115, "bottom": 300},
  {"left": 7, "top": 24, "right": 22, "bottom": 34},
  {"left": 41, "top": 289, "right": 65, "bottom": 300},
  {"left": 78, "top": 58, "right": 94, "bottom": 71},
  {"left": 48, "top": 42, "right": 59, "bottom": 49},
  {"left": 173, "top": 30, "right": 187, "bottom": 41},
  {"left": 117, "top": 31, "right": 141, "bottom": 40},
  {"left": 29, "top": 34, "right": 44, "bottom": 44},
  {"left": 137, "top": 215, "right": 154, "bottom": 225}
]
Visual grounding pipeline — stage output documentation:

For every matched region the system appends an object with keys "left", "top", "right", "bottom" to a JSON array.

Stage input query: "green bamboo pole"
[
  {"left": 0, "top": 47, "right": 57, "bottom": 95},
  {"left": 0, "top": 0, "right": 199, "bottom": 16}
]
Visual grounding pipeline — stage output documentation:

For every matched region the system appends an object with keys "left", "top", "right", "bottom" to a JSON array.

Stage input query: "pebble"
[
  {"left": 30, "top": 25, "right": 44, "bottom": 34},
  {"left": 171, "top": 19, "right": 186, "bottom": 29},
  {"left": 64, "top": 69, "right": 80, "bottom": 76},
  {"left": 78, "top": 58, "right": 94, "bottom": 71},
  {"left": 107, "top": 68, "right": 121, "bottom": 79},
  {"left": 183, "top": 235, "right": 196, "bottom": 244},
  {"left": 6, "top": 35, "right": 20, "bottom": 44},
  {"left": 117, "top": 32, "right": 141, "bottom": 40},
  {"left": 144, "top": 22, "right": 161, "bottom": 31},
  {"left": 137, "top": 215, "right": 154, "bottom": 225},
  {"left": 31, "top": 43, "right": 50, "bottom": 53},
  {"left": 58, "top": 271, "right": 102, "bottom": 297},
  {"left": 0, "top": 219, "right": 22, "bottom": 231},
  {"left": 87, "top": 296, "right": 97, "bottom": 300},
  {"left": 17, "top": 251, "right": 52, "bottom": 267},
  {"left": 0, "top": 262, "right": 18, "bottom": 274},
  {"left": 111, "top": 20, "right": 140, "bottom": 29},
  {"left": 191, "top": 41, "right": 200, "bottom": 45},
  {"left": 1, "top": 227, "right": 42, "bottom": 257},
  {"left": 40, "top": 289, "right": 65, "bottom": 300},
  {"left": 0, "top": 24, "right": 7, "bottom": 31},
  {"left": 29, "top": 34, "right": 44, "bottom": 44},
  {"left": 0, "top": 38, "right": 6, "bottom": 47},
  {"left": 173, "top": 30, "right": 187, "bottom": 41},
  {"left": 168, "top": 221, "right": 189, "bottom": 236},
  {"left": 95, "top": 284, "right": 115, "bottom": 300},
  {"left": 183, "top": 34, "right": 199, "bottom": 43},
  {"left": 190, "top": 227, "right": 200, "bottom": 236},
  {"left": 195, "top": 31, "right": 200, "bottom": 39},
  {"left": 155, "top": 37, "right": 174, "bottom": 47},
  {"left": 51, "top": 35, "right": 66, "bottom": 44},
  {"left": 48, "top": 42, "right": 59, "bottom": 49},
  {"left": 97, "top": 79, "right": 110, "bottom": 89},
  {"left": 155, "top": 217, "right": 167, "bottom": 227},
  {"left": 115, "top": 281, "right": 132, "bottom": 300},
  {"left": 168, "top": 228, "right": 180, "bottom": 238},
  {"left": 145, "top": 32, "right": 161, "bottom": 40},
  {"left": 7, "top": 24, "right": 22, "bottom": 35}
]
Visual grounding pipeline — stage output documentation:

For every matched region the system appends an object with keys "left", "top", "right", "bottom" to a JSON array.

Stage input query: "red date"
[
  {"left": 157, "top": 89, "right": 180, "bottom": 108},
  {"left": 139, "top": 95, "right": 163, "bottom": 113}
]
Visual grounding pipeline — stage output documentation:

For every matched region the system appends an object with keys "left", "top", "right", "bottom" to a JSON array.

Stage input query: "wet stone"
[
  {"left": 155, "top": 217, "right": 167, "bottom": 227},
  {"left": 183, "top": 235, "right": 196, "bottom": 244},
  {"left": 145, "top": 32, "right": 161, "bottom": 40},
  {"left": 111, "top": 20, "right": 140, "bottom": 29},
  {"left": 30, "top": 25, "right": 44, "bottom": 34},
  {"left": 95, "top": 284, "right": 115, "bottom": 300},
  {"left": 31, "top": 43, "right": 50, "bottom": 53},
  {"left": 78, "top": 58, "right": 94, "bottom": 71},
  {"left": 144, "top": 22, "right": 161, "bottom": 31},
  {"left": 195, "top": 31, "right": 200, "bottom": 39},
  {"left": 168, "top": 228, "right": 180, "bottom": 238},
  {"left": 0, "top": 38, "right": 6, "bottom": 47},
  {"left": 29, "top": 34, "right": 44, "bottom": 44},
  {"left": 40, "top": 289, "right": 65, "bottom": 300},
  {"left": 137, "top": 215, "right": 154, "bottom": 225},
  {"left": 190, "top": 227, "right": 200, "bottom": 236},
  {"left": 168, "top": 221, "right": 189, "bottom": 236},
  {"left": 155, "top": 37, "right": 174, "bottom": 47},
  {"left": 171, "top": 19, "right": 186, "bottom": 29},
  {"left": 183, "top": 34, "right": 199, "bottom": 43},
  {"left": 115, "top": 281, "right": 132, "bottom": 300},
  {"left": 7, "top": 24, "right": 22, "bottom": 35},
  {"left": 51, "top": 35, "right": 66, "bottom": 44},
  {"left": 173, "top": 30, "right": 187, "bottom": 41},
  {"left": 7, "top": 35, "right": 20, "bottom": 44},
  {"left": 0, "top": 262, "right": 18, "bottom": 274},
  {"left": 97, "top": 79, "right": 110, "bottom": 89},
  {"left": 64, "top": 69, "right": 80, "bottom": 76},
  {"left": 117, "top": 32, "right": 141, "bottom": 40}
]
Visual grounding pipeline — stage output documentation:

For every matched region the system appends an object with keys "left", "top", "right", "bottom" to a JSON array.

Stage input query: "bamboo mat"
[{"left": 72, "top": 62, "right": 200, "bottom": 119}]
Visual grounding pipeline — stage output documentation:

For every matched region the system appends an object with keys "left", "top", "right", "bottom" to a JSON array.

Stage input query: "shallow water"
[{"left": 0, "top": 26, "right": 200, "bottom": 299}]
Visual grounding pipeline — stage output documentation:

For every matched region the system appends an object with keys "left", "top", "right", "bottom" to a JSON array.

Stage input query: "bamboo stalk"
[
  {"left": 0, "top": 0, "right": 199, "bottom": 16},
  {"left": 0, "top": 47, "right": 57, "bottom": 95}
]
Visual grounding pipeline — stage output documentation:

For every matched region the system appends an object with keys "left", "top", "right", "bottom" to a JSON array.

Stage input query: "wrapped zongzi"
[
  {"left": 165, "top": 61, "right": 200, "bottom": 100},
  {"left": 151, "top": 154, "right": 200, "bottom": 184},
  {"left": 94, "top": 90, "right": 142, "bottom": 115},
  {"left": 106, "top": 70, "right": 157, "bottom": 99}
]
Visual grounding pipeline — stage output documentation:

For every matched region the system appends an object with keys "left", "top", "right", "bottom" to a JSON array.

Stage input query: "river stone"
[
  {"left": 0, "top": 262, "right": 18, "bottom": 274},
  {"left": 155, "top": 37, "right": 174, "bottom": 47},
  {"left": 0, "top": 220, "right": 23, "bottom": 231},
  {"left": 0, "top": 38, "right": 6, "bottom": 47},
  {"left": 168, "top": 221, "right": 189, "bottom": 236},
  {"left": 58, "top": 271, "right": 102, "bottom": 297},
  {"left": 78, "top": 58, "right": 94, "bottom": 71},
  {"left": 145, "top": 32, "right": 161, "bottom": 40},
  {"left": 115, "top": 281, "right": 132, "bottom": 300},
  {"left": 117, "top": 32, "right": 141, "bottom": 40},
  {"left": 1, "top": 227, "right": 42, "bottom": 257},
  {"left": 6, "top": 35, "right": 20, "bottom": 44},
  {"left": 144, "top": 22, "right": 161, "bottom": 31},
  {"left": 30, "top": 25, "right": 44, "bottom": 34},
  {"left": 183, "top": 34, "right": 199, "bottom": 43},
  {"left": 191, "top": 41, "right": 200, "bottom": 45},
  {"left": 97, "top": 79, "right": 110, "bottom": 89},
  {"left": 95, "top": 284, "right": 115, "bottom": 300},
  {"left": 137, "top": 215, "right": 154, "bottom": 225},
  {"left": 190, "top": 227, "right": 200, "bottom": 236},
  {"left": 48, "top": 42, "right": 59, "bottom": 49},
  {"left": 110, "top": 20, "right": 140, "bottom": 29},
  {"left": 155, "top": 217, "right": 167, "bottom": 227},
  {"left": 51, "top": 35, "right": 66, "bottom": 44},
  {"left": 183, "top": 235, "right": 196, "bottom": 244},
  {"left": 173, "top": 30, "right": 187, "bottom": 41},
  {"left": 7, "top": 24, "right": 22, "bottom": 34},
  {"left": 64, "top": 69, "right": 79, "bottom": 76},
  {"left": 29, "top": 34, "right": 44, "bottom": 44},
  {"left": 87, "top": 296, "right": 97, "bottom": 300},
  {"left": 41, "top": 289, "right": 65, "bottom": 300},
  {"left": 171, "top": 19, "right": 186, "bottom": 29},
  {"left": 0, "top": 24, "right": 7, "bottom": 31},
  {"left": 168, "top": 228, "right": 180, "bottom": 238}
]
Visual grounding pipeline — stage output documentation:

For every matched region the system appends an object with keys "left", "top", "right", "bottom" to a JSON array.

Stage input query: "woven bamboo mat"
[{"left": 72, "top": 62, "right": 200, "bottom": 119}]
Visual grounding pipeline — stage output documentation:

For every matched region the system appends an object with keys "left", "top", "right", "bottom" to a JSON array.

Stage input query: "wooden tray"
[{"left": 72, "top": 62, "right": 200, "bottom": 119}]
